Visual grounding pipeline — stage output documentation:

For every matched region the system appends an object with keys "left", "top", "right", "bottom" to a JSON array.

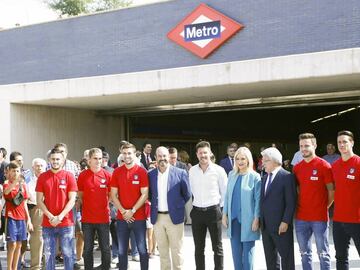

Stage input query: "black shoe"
[
  {"left": 55, "top": 255, "right": 64, "bottom": 264},
  {"left": 73, "top": 263, "right": 81, "bottom": 270}
]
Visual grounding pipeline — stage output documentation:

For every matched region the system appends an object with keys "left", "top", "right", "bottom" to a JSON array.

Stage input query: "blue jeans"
[
  {"left": 333, "top": 221, "right": 360, "bottom": 270},
  {"left": 82, "top": 222, "right": 111, "bottom": 270},
  {"left": 116, "top": 220, "right": 148, "bottom": 270},
  {"left": 230, "top": 219, "right": 255, "bottom": 270},
  {"left": 295, "top": 220, "right": 331, "bottom": 270},
  {"left": 43, "top": 226, "right": 74, "bottom": 270},
  {"left": 130, "top": 231, "right": 139, "bottom": 256}
]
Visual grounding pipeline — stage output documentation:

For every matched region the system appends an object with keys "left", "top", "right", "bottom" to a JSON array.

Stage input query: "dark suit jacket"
[
  {"left": 175, "top": 161, "right": 188, "bottom": 172},
  {"left": 260, "top": 167, "right": 296, "bottom": 232},
  {"left": 219, "top": 156, "right": 233, "bottom": 175},
  {"left": 148, "top": 165, "right": 191, "bottom": 225},
  {"left": 140, "top": 152, "right": 155, "bottom": 170}
]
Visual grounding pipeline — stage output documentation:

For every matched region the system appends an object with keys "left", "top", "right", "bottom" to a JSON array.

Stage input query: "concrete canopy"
[{"left": 1, "top": 48, "right": 360, "bottom": 114}]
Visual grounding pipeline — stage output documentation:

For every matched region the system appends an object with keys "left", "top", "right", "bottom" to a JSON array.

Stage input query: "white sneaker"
[
  {"left": 132, "top": 255, "right": 140, "bottom": 262},
  {"left": 112, "top": 257, "right": 119, "bottom": 263},
  {"left": 76, "top": 258, "right": 84, "bottom": 266}
]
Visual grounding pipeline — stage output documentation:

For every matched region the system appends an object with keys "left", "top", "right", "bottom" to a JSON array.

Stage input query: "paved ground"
[{"left": 0, "top": 224, "right": 358, "bottom": 269}]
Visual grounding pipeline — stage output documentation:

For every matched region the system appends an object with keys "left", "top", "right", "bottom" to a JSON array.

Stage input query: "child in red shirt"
[{"left": 3, "top": 163, "right": 33, "bottom": 270}]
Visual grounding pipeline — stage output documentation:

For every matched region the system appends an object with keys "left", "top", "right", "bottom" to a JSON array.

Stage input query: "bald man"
[{"left": 148, "top": 147, "right": 191, "bottom": 270}]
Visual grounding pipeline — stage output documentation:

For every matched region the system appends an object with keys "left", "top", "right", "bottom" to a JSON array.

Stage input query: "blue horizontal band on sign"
[{"left": 184, "top": 20, "right": 221, "bottom": 42}]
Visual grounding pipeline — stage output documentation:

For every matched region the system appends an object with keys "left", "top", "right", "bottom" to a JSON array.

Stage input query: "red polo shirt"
[
  {"left": 110, "top": 164, "right": 148, "bottom": 220},
  {"left": 294, "top": 156, "right": 333, "bottom": 221},
  {"left": 35, "top": 170, "right": 78, "bottom": 227},
  {"left": 77, "top": 168, "right": 111, "bottom": 223},
  {"left": 332, "top": 155, "right": 360, "bottom": 223},
  {"left": 3, "top": 181, "right": 29, "bottom": 220}
]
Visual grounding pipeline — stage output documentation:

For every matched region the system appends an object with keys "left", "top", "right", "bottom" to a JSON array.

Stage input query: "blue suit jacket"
[
  {"left": 148, "top": 166, "right": 191, "bottom": 225},
  {"left": 260, "top": 168, "right": 297, "bottom": 232},
  {"left": 219, "top": 157, "right": 233, "bottom": 175}
]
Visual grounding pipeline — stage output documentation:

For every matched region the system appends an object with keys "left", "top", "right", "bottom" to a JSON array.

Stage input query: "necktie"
[
  {"left": 231, "top": 158, "right": 234, "bottom": 167},
  {"left": 265, "top": 173, "right": 273, "bottom": 194},
  {"left": 146, "top": 155, "right": 150, "bottom": 166}
]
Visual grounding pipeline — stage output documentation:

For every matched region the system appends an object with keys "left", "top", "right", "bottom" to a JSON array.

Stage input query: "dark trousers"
[
  {"left": 82, "top": 222, "right": 111, "bottom": 270},
  {"left": 333, "top": 221, "right": 360, "bottom": 270},
  {"left": 110, "top": 219, "right": 120, "bottom": 259},
  {"left": 262, "top": 226, "right": 295, "bottom": 270},
  {"left": 116, "top": 220, "right": 148, "bottom": 270},
  {"left": 191, "top": 205, "right": 223, "bottom": 270}
]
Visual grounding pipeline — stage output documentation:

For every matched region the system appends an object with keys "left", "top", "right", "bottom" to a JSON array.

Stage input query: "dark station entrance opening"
[{"left": 129, "top": 104, "right": 360, "bottom": 165}]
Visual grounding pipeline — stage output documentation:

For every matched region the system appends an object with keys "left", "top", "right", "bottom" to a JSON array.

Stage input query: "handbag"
[{"left": 12, "top": 184, "right": 25, "bottom": 206}]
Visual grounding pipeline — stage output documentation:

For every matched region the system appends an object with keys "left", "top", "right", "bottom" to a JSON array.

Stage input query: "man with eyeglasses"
[{"left": 260, "top": 147, "right": 297, "bottom": 270}]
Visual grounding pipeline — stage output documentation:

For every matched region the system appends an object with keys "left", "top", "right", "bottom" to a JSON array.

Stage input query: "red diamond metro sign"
[{"left": 167, "top": 3, "right": 244, "bottom": 59}]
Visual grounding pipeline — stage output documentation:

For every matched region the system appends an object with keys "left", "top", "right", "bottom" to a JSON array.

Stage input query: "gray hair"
[
  {"left": 156, "top": 146, "right": 169, "bottom": 157},
  {"left": 261, "top": 147, "right": 282, "bottom": 165},
  {"left": 32, "top": 158, "right": 47, "bottom": 168}
]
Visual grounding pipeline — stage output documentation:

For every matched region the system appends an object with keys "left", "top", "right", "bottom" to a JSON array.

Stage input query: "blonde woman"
[{"left": 222, "top": 147, "right": 261, "bottom": 270}]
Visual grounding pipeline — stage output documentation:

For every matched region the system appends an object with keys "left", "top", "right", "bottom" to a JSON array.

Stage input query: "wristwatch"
[{"left": 131, "top": 208, "right": 136, "bottom": 214}]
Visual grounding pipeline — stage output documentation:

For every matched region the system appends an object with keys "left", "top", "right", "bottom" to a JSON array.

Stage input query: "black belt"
[
  {"left": 158, "top": 211, "right": 169, "bottom": 214},
  {"left": 193, "top": 204, "right": 219, "bottom": 211},
  {"left": 27, "top": 204, "right": 36, "bottom": 210}
]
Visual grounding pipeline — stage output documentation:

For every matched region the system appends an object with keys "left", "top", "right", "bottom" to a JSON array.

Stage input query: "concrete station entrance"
[{"left": 1, "top": 49, "right": 359, "bottom": 167}]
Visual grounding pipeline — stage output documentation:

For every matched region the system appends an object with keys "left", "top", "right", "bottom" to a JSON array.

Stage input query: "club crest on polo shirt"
[
  {"left": 347, "top": 168, "right": 356, "bottom": 180},
  {"left": 101, "top": 178, "right": 106, "bottom": 184},
  {"left": 310, "top": 169, "right": 318, "bottom": 181},
  {"left": 132, "top": 174, "right": 139, "bottom": 185},
  {"left": 59, "top": 179, "right": 66, "bottom": 189}
]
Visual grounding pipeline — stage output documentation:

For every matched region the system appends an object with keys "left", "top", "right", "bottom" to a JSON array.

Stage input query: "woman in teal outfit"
[{"left": 222, "top": 147, "right": 261, "bottom": 270}]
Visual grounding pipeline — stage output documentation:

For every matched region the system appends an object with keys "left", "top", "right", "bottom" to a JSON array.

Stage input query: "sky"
[{"left": 0, "top": 0, "right": 169, "bottom": 29}]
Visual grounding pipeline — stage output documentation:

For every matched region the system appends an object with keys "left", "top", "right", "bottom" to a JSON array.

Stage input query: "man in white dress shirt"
[
  {"left": 27, "top": 158, "right": 47, "bottom": 270},
  {"left": 189, "top": 141, "right": 228, "bottom": 270}
]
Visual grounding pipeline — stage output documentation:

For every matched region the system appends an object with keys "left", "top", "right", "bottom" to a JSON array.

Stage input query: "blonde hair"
[{"left": 233, "top": 147, "right": 254, "bottom": 174}]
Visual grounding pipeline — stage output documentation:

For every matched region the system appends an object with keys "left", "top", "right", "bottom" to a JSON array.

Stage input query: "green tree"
[{"left": 47, "top": 0, "right": 132, "bottom": 16}]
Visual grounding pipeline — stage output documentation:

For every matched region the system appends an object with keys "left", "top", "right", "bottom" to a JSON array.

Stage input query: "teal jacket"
[{"left": 223, "top": 170, "right": 261, "bottom": 241}]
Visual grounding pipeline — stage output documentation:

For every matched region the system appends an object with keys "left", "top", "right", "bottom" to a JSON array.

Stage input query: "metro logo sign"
[
  {"left": 167, "top": 3, "right": 243, "bottom": 58},
  {"left": 184, "top": 20, "right": 221, "bottom": 41}
]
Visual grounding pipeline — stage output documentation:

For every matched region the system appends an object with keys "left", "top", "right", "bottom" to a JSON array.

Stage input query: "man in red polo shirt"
[
  {"left": 332, "top": 130, "right": 360, "bottom": 270},
  {"left": 36, "top": 148, "right": 78, "bottom": 270},
  {"left": 78, "top": 148, "right": 111, "bottom": 270},
  {"left": 110, "top": 142, "right": 149, "bottom": 270},
  {"left": 293, "top": 133, "right": 334, "bottom": 270}
]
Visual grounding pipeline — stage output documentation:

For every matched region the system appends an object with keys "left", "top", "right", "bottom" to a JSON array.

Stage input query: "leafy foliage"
[{"left": 47, "top": 0, "right": 132, "bottom": 16}]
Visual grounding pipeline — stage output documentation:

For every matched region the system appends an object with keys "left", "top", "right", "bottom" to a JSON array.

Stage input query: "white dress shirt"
[
  {"left": 157, "top": 166, "right": 170, "bottom": 211},
  {"left": 264, "top": 166, "right": 282, "bottom": 193},
  {"left": 189, "top": 162, "right": 228, "bottom": 207},
  {"left": 27, "top": 173, "right": 38, "bottom": 205}
]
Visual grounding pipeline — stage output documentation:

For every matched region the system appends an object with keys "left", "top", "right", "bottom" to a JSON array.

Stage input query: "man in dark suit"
[
  {"left": 140, "top": 142, "right": 155, "bottom": 170},
  {"left": 260, "top": 147, "right": 297, "bottom": 270},
  {"left": 148, "top": 146, "right": 191, "bottom": 270},
  {"left": 169, "top": 147, "right": 188, "bottom": 171},
  {"left": 168, "top": 147, "right": 192, "bottom": 225},
  {"left": 219, "top": 145, "right": 236, "bottom": 175}
]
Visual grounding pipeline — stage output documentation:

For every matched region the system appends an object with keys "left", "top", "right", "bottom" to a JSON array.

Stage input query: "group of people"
[{"left": 0, "top": 130, "right": 358, "bottom": 270}]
